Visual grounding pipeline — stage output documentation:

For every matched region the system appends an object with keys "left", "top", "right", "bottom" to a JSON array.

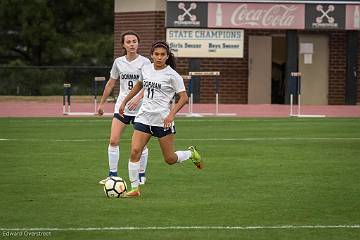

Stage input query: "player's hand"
[
  {"left": 97, "top": 105, "right": 104, "bottom": 116},
  {"left": 119, "top": 103, "right": 125, "bottom": 117},
  {"left": 163, "top": 113, "right": 174, "bottom": 129}
]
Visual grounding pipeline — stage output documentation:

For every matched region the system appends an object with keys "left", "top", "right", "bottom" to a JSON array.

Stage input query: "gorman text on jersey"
[
  {"left": 143, "top": 81, "right": 162, "bottom": 89},
  {"left": 121, "top": 73, "right": 140, "bottom": 80}
]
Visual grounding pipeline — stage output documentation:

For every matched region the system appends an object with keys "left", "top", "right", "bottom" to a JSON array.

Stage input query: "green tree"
[{"left": 0, "top": 0, "right": 114, "bottom": 66}]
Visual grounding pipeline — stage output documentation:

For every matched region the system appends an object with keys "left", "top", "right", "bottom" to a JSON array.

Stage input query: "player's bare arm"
[
  {"left": 119, "top": 81, "right": 143, "bottom": 116},
  {"left": 127, "top": 89, "right": 145, "bottom": 111},
  {"left": 97, "top": 78, "right": 116, "bottom": 116},
  {"left": 163, "top": 91, "right": 188, "bottom": 128}
]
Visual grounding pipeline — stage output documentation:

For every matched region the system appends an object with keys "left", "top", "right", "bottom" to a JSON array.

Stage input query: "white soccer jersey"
[
  {"left": 135, "top": 64, "right": 186, "bottom": 127},
  {"left": 110, "top": 55, "right": 151, "bottom": 115}
]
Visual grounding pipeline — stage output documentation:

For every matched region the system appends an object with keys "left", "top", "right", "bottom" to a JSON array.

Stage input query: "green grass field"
[{"left": 0, "top": 117, "right": 359, "bottom": 240}]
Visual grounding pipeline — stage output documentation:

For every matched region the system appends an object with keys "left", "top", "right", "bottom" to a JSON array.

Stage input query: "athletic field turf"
[{"left": 0, "top": 117, "right": 359, "bottom": 240}]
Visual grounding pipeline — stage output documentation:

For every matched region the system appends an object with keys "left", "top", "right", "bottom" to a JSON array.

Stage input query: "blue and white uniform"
[
  {"left": 110, "top": 55, "right": 151, "bottom": 116},
  {"left": 135, "top": 63, "right": 186, "bottom": 129}
]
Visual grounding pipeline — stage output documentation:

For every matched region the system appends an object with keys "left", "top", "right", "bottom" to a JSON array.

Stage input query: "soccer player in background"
[
  {"left": 97, "top": 30, "right": 151, "bottom": 185},
  {"left": 119, "top": 41, "right": 203, "bottom": 197}
]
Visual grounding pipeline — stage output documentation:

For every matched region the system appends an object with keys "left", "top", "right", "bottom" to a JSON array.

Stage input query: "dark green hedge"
[{"left": 0, "top": 67, "right": 110, "bottom": 96}]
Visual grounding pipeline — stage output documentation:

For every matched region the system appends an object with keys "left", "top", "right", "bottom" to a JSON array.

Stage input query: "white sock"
[
  {"left": 175, "top": 150, "right": 192, "bottom": 163},
  {"left": 108, "top": 145, "right": 119, "bottom": 174},
  {"left": 139, "top": 147, "right": 148, "bottom": 173},
  {"left": 128, "top": 161, "right": 140, "bottom": 189}
]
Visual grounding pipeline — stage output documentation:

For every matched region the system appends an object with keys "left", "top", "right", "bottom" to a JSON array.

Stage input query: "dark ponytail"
[{"left": 151, "top": 41, "right": 176, "bottom": 70}]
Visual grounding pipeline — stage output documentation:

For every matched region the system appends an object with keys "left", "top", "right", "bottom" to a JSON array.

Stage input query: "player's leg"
[
  {"left": 139, "top": 146, "right": 148, "bottom": 185},
  {"left": 99, "top": 116, "right": 127, "bottom": 184},
  {"left": 157, "top": 130, "right": 203, "bottom": 169},
  {"left": 157, "top": 134, "right": 178, "bottom": 165},
  {"left": 126, "top": 129, "right": 151, "bottom": 197}
]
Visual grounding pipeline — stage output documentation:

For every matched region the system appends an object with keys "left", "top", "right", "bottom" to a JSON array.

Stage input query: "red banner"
[{"left": 208, "top": 3, "right": 305, "bottom": 29}]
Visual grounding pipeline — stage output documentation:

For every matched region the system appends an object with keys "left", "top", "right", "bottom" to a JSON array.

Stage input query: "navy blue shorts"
[
  {"left": 133, "top": 122, "right": 176, "bottom": 138},
  {"left": 113, "top": 113, "right": 135, "bottom": 125}
]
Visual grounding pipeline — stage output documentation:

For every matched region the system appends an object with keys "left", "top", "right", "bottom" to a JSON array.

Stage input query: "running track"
[{"left": 1, "top": 101, "right": 360, "bottom": 117}]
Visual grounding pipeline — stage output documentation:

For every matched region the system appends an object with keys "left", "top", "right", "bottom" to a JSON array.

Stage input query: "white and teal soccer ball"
[{"left": 103, "top": 176, "right": 127, "bottom": 198}]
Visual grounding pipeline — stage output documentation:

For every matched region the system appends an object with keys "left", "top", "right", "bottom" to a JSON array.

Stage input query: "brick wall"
[
  {"left": 114, "top": 12, "right": 356, "bottom": 105},
  {"left": 114, "top": 10, "right": 249, "bottom": 104},
  {"left": 175, "top": 56, "right": 248, "bottom": 104},
  {"left": 113, "top": 11, "right": 165, "bottom": 96},
  {"left": 114, "top": 11, "right": 165, "bottom": 57},
  {"left": 328, "top": 31, "right": 347, "bottom": 105}
]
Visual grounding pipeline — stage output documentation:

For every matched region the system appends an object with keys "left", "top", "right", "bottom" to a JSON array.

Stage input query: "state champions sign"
[{"left": 166, "top": 28, "right": 244, "bottom": 58}]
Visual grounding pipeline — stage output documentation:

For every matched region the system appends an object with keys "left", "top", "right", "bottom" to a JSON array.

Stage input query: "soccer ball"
[{"left": 103, "top": 176, "right": 127, "bottom": 198}]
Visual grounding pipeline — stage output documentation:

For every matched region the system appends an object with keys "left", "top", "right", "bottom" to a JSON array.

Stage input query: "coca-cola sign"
[
  {"left": 208, "top": 3, "right": 305, "bottom": 29},
  {"left": 346, "top": 5, "right": 360, "bottom": 30}
]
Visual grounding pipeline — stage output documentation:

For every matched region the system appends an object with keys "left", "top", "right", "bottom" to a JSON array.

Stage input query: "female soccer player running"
[
  {"left": 98, "top": 31, "right": 151, "bottom": 185},
  {"left": 119, "top": 41, "right": 203, "bottom": 197}
]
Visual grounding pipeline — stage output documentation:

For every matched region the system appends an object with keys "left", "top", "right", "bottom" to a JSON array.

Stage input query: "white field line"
[
  {"left": 1, "top": 137, "right": 360, "bottom": 142},
  {"left": 5, "top": 119, "right": 357, "bottom": 124},
  {"left": 0, "top": 225, "right": 359, "bottom": 231},
  {"left": 2, "top": 119, "right": 297, "bottom": 123}
]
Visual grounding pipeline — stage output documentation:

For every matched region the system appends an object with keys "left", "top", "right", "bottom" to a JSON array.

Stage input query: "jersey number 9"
[{"left": 128, "top": 80, "right": 133, "bottom": 90}]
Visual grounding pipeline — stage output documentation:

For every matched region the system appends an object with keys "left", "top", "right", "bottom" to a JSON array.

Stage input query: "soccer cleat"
[
  {"left": 99, "top": 177, "right": 110, "bottom": 185},
  {"left": 139, "top": 172, "right": 146, "bottom": 185},
  {"left": 188, "top": 146, "right": 203, "bottom": 169},
  {"left": 124, "top": 188, "right": 141, "bottom": 197}
]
